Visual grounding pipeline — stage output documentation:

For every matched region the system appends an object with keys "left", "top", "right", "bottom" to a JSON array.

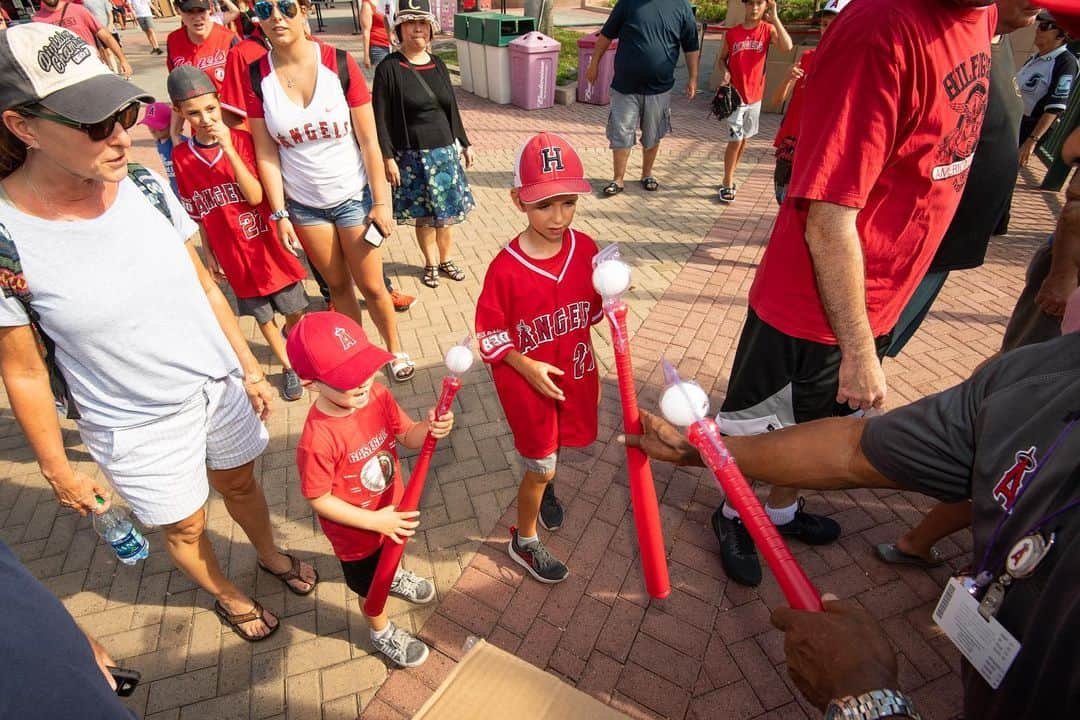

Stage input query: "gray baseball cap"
[
  {"left": 167, "top": 65, "right": 218, "bottom": 104},
  {"left": 0, "top": 24, "right": 153, "bottom": 122}
]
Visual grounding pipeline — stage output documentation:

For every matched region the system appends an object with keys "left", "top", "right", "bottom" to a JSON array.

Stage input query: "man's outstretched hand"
[
  {"left": 770, "top": 594, "right": 899, "bottom": 710},
  {"left": 618, "top": 410, "right": 703, "bottom": 466}
]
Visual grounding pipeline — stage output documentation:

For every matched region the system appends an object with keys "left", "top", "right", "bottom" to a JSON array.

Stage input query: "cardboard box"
[{"left": 414, "top": 640, "right": 628, "bottom": 720}]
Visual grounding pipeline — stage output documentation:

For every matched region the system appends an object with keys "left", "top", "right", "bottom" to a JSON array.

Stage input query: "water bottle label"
[{"left": 110, "top": 528, "right": 147, "bottom": 559}]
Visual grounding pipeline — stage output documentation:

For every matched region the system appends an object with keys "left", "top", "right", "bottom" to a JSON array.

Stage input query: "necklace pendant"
[
  {"left": 1005, "top": 532, "right": 1055, "bottom": 579},
  {"left": 978, "top": 580, "right": 1007, "bottom": 620}
]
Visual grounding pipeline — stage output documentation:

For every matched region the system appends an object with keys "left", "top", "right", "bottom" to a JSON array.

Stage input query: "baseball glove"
[{"left": 710, "top": 85, "right": 743, "bottom": 121}]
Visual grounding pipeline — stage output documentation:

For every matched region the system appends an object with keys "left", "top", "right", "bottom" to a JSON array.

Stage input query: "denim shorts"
[
  {"left": 287, "top": 185, "right": 372, "bottom": 228},
  {"left": 606, "top": 89, "right": 672, "bottom": 149},
  {"left": 519, "top": 450, "right": 558, "bottom": 475}
]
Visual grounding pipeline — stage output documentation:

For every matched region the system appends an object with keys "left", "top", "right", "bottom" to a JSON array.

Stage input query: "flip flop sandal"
[
  {"left": 422, "top": 265, "right": 439, "bottom": 288},
  {"left": 258, "top": 552, "right": 319, "bottom": 596},
  {"left": 438, "top": 260, "right": 466, "bottom": 282},
  {"left": 640, "top": 176, "right": 659, "bottom": 191},
  {"left": 602, "top": 181, "right": 625, "bottom": 196},
  {"left": 874, "top": 542, "right": 944, "bottom": 568},
  {"left": 214, "top": 599, "right": 280, "bottom": 642},
  {"left": 389, "top": 352, "right": 416, "bottom": 382}
]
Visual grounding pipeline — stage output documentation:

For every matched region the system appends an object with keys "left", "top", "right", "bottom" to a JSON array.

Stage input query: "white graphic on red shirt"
[
  {"left": 514, "top": 301, "right": 594, "bottom": 354},
  {"left": 731, "top": 39, "right": 764, "bottom": 54}
]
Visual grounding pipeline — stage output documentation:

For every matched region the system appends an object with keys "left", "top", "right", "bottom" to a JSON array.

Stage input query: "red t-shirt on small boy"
[{"left": 296, "top": 383, "right": 411, "bottom": 561}]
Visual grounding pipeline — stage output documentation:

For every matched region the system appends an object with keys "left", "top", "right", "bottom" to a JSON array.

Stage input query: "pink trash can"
[
  {"left": 509, "top": 32, "right": 561, "bottom": 110},
  {"left": 577, "top": 31, "right": 618, "bottom": 105}
]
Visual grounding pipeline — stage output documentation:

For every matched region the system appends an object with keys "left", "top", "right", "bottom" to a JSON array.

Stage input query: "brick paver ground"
[{"left": 0, "top": 11, "right": 1066, "bottom": 720}]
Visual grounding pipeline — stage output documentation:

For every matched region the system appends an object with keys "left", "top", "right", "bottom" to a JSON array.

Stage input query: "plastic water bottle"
[{"left": 93, "top": 497, "right": 149, "bottom": 565}]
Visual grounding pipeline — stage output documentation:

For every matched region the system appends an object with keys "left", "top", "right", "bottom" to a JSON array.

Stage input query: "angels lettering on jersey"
[
  {"left": 171, "top": 49, "right": 228, "bottom": 83},
  {"left": 730, "top": 38, "right": 765, "bottom": 54},
  {"left": 933, "top": 51, "right": 992, "bottom": 189},
  {"left": 274, "top": 118, "right": 353, "bottom": 149}
]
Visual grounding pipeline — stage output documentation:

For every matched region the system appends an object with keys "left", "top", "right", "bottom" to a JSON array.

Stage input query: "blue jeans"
[
  {"left": 286, "top": 185, "right": 372, "bottom": 228},
  {"left": 370, "top": 44, "right": 390, "bottom": 67}
]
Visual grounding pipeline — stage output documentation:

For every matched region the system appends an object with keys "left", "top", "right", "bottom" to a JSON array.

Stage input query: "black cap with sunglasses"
[{"left": 0, "top": 24, "right": 152, "bottom": 136}]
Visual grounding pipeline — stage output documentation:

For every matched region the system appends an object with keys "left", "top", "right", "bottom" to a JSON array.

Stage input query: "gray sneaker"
[
  {"left": 282, "top": 369, "right": 303, "bottom": 401},
  {"left": 390, "top": 568, "right": 436, "bottom": 604},
  {"left": 508, "top": 527, "right": 569, "bottom": 584},
  {"left": 371, "top": 622, "right": 429, "bottom": 667}
]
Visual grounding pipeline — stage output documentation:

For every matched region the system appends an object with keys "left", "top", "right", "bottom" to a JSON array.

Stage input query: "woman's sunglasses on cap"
[
  {"left": 19, "top": 102, "right": 141, "bottom": 142},
  {"left": 254, "top": 0, "right": 300, "bottom": 20},
  {"left": 1038, "top": 20, "right": 1059, "bottom": 32}
]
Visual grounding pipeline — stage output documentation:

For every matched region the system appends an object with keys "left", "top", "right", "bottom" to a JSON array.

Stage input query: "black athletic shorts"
[
  {"left": 718, "top": 309, "right": 891, "bottom": 434},
  {"left": 340, "top": 545, "right": 385, "bottom": 598}
]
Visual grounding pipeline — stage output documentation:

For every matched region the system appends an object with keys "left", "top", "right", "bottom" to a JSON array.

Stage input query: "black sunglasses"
[
  {"left": 1038, "top": 21, "right": 1059, "bottom": 32},
  {"left": 253, "top": 0, "right": 299, "bottom": 20},
  {"left": 20, "top": 102, "right": 141, "bottom": 142}
]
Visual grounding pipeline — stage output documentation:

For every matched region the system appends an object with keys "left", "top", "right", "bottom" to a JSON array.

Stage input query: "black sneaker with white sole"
[
  {"left": 371, "top": 621, "right": 429, "bottom": 667},
  {"left": 538, "top": 483, "right": 564, "bottom": 531},
  {"left": 711, "top": 504, "right": 762, "bottom": 587},
  {"left": 508, "top": 526, "right": 569, "bottom": 584},
  {"left": 282, "top": 368, "right": 304, "bottom": 401}
]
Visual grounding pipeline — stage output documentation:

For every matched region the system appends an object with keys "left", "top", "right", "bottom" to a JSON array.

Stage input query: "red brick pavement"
[{"left": 365, "top": 99, "right": 1063, "bottom": 719}]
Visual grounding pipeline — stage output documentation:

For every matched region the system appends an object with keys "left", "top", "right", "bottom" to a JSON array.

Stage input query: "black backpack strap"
[
  {"left": 249, "top": 55, "right": 265, "bottom": 103},
  {"left": 127, "top": 162, "right": 172, "bottom": 224},
  {"left": 0, "top": 221, "right": 79, "bottom": 419},
  {"left": 335, "top": 47, "right": 351, "bottom": 96}
]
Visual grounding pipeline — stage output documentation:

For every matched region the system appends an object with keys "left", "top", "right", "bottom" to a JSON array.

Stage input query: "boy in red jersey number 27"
[{"left": 476, "top": 133, "right": 605, "bottom": 584}]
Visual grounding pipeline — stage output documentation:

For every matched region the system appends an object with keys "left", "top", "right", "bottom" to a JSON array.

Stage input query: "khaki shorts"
[{"left": 79, "top": 375, "right": 268, "bottom": 525}]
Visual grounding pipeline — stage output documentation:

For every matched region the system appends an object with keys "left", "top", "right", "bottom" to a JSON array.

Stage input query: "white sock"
[
  {"left": 721, "top": 501, "right": 740, "bottom": 521},
  {"left": 765, "top": 501, "right": 799, "bottom": 527},
  {"left": 370, "top": 624, "right": 392, "bottom": 641},
  {"left": 518, "top": 533, "right": 539, "bottom": 547}
]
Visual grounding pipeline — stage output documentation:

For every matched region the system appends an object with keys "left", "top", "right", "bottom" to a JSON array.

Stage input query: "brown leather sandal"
[
  {"left": 258, "top": 552, "right": 319, "bottom": 596},
  {"left": 214, "top": 600, "right": 280, "bottom": 642}
]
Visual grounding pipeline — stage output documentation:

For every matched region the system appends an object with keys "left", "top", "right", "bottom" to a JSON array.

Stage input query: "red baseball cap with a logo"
[
  {"left": 285, "top": 312, "right": 394, "bottom": 390},
  {"left": 513, "top": 132, "right": 592, "bottom": 203}
]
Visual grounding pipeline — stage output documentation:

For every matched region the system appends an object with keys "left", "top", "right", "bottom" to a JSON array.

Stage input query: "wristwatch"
[
  {"left": 825, "top": 690, "right": 922, "bottom": 720},
  {"left": 268, "top": 208, "right": 289, "bottom": 221}
]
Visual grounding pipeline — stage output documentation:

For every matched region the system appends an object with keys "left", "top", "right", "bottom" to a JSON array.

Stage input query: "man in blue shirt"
[{"left": 586, "top": 0, "right": 700, "bottom": 197}]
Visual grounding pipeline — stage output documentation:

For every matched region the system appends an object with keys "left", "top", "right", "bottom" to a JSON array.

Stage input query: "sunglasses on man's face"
[
  {"left": 21, "top": 102, "right": 141, "bottom": 142},
  {"left": 253, "top": 0, "right": 300, "bottom": 20},
  {"left": 1038, "top": 21, "right": 1059, "bottom": 32}
]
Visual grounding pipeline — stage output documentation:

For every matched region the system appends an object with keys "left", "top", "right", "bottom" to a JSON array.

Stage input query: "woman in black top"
[{"left": 372, "top": 0, "right": 475, "bottom": 289}]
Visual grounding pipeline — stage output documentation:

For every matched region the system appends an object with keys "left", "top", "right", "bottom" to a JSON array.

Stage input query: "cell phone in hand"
[
  {"left": 107, "top": 666, "right": 142, "bottom": 697},
  {"left": 363, "top": 220, "right": 386, "bottom": 248}
]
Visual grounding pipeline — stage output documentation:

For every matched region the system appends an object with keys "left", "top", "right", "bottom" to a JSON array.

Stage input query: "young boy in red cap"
[
  {"left": 475, "top": 132, "right": 603, "bottom": 584},
  {"left": 168, "top": 65, "right": 309, "bottom": 401},
  {"left": 287, "top": 311, "right": 453, "bottom": 667}
]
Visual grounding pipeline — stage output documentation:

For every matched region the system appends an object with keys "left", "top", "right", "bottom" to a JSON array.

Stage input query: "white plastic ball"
[
  {"left": 660, "top": 382, "right": 710, "bottom": 427},
  {"left": 592, "top": 260, "right": 632, "bottom": 297},
  {"left": 445, "top": 345, "right": 474, "bottom": 374}
]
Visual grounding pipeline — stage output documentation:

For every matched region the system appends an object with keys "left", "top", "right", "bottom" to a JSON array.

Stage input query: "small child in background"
[
  {"left": 287, "top": 312, "right": 453, "bottom": 667},
  {"left": 475, "top": 132, "right": 603, "bottom": 584},
  {"left": 167, "top": 66, "right": 309, "bottom": 401},
  {"left": 139, "top": 101, "right": 183, "bottom": 196}
]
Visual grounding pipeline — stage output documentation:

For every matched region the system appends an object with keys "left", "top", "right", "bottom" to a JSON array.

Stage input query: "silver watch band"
[{"left": 825, "top": 689, "right": 922, "bottom": 720}]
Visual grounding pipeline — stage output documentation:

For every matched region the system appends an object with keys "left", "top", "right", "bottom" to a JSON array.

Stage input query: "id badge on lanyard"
[{"left": 933, "top": 577, "right": 1020, "bottom": 688}]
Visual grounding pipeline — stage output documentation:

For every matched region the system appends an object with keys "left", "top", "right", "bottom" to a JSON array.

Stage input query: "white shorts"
[
  {"left": 79, "top": 376, "right": 269, "bottom": 526},
  {"left": 726, "top": 101, "right": 762, "bottom": 142}
]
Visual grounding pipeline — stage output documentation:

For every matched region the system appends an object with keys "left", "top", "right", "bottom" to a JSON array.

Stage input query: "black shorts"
[
  {"left": 340, "top": 545, "right": 385, "bottom": 598},
  {"left": 718, "top": 309, "right": 891, "bottom": 433}
]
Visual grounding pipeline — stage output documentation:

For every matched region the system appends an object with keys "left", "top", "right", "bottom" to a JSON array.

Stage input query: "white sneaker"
[
  {"left": 371, "top": 621, "right": 429, "bottom": 668},
  {"left": 390, "top": 568, "right": 436, "bottom": 604}
]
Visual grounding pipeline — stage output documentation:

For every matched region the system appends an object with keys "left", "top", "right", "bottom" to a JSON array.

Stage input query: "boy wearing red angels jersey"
[
  {"left": 168, "top": 66, "right": 309, "bottom": 402},
  {"left": 475, "top": 132, "right": 602, "bottom": 584},
  {"left": 717, "top": 0, "right": 793, "bottom": 203}
]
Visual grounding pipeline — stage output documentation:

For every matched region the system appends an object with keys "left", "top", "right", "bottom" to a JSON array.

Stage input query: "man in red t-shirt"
[
  {"left": 716, "top": 0, "right": 792, "bottom": 203},
  {"left": 769, "top": 0, "right": 848, "bottom": 205},
  {"left": 711, "top": 0, "right": 997, "bottom": 588},
  {"left": 32, "top": 0, "right": 132, "bottom": 77},
  {"left": 166, "top": 0, "right": 239, "bottom": 90}
]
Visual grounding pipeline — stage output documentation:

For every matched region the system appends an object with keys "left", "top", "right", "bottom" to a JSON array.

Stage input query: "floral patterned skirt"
[{"left": 392, "top": 145, "right": 475, "bottom": 227}]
